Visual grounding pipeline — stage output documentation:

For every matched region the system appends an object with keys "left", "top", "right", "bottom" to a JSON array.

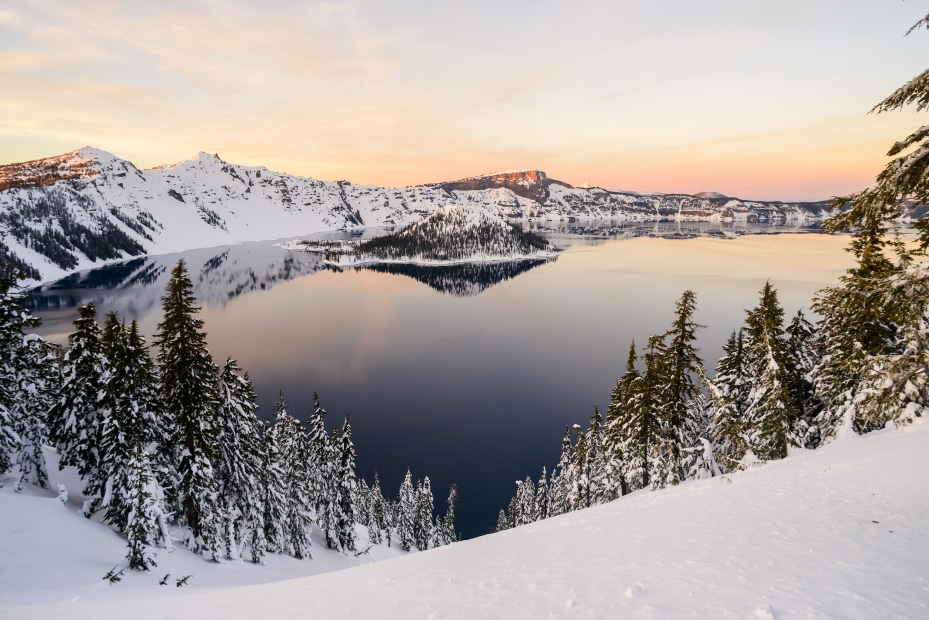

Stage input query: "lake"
[{"left": 27, "top": 222, "right": 855, "bottom": 539}]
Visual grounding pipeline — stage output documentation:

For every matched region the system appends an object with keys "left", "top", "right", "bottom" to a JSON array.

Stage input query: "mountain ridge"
[{"left": 1, "top": 147, "right": 832, "bottom": 283}]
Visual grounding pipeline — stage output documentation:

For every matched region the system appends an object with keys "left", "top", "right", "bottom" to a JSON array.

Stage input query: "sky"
[{"left": 2, "top": 1, "right": 929, "bottom": 200}]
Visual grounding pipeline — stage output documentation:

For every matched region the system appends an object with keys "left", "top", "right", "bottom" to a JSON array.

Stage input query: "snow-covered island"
[{"left": 290, "top": 206, "right": 560, "bottom": 267}]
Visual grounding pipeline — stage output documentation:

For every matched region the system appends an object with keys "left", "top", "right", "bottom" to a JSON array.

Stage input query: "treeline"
[
  {"left": 0, "top": 260, "right": 457, "bottom": 572},
  {"left": 350, "top": 206, "right": 551, "bottom": 261},
  {"left": 496, "top": 206, "right": 929, "bottom": 532},
  {"left": 0, "top": 186, "right": 148, "bottom": 272}
]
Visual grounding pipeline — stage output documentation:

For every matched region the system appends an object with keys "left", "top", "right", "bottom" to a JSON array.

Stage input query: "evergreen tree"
[
  {"left": 367, "top": 472, "right": 387, "bottom": 545},
  {"left": 397, "top": 469, "right": 416, "bottom": 551},
  {"left": 261, "top": 420, "right": 287, "bottom": 556},
  {"left": 271, "top": 393, "right": 313, "bottom": 559},
  {"left": 743, "top": 282, "right": 795, "bottom": 462},
  {"left": 336, "top": 414, "right": 358, "bottom": 553},
  {"left": 785, "top": 310, "right": 822, "bottom": 448},
  {"left": 534, "top": 467, "right": 549, "bottom": 521},
  {"left": 633, "top": 334, "right": 666, "bottom": 490},
  {"left": 124, "top": 438, "right": 172, "bottom": 571},
  {"left": 414, "top": 476, "right": 434, "bottom": 551},
  {"left": 570, "top": 424, "right": 589, "bottom": 510},
  {"left": 707, "top": 330, "right": 750, "bottom": 471},
  {"left": 605, "top": 340, "right": 639, "bottom": 496},
  {"left": 215, "top": 358, "right": 266, "bottom": 562},
  {"left": 547, "top": 426, "right": 574, "bottom": 517},
  {"left": 48, "top": 303, "right": 108, "bottom": 479},
  {"left": 585, "top": 406, "right": 609, "bottom": 505},
  {"left": 654, "top": 289, "right": 704, "bottom": 488},
  {"left": 154, "top": 259, "right": 221, "bottom": 556},
  {"left": 441, "top": 484, "right": 458, "bottom": 544}
]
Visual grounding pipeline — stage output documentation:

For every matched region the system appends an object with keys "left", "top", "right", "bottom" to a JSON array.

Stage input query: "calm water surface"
[{"left": 28, "top": 224, "right": 854, "bottom": 539}]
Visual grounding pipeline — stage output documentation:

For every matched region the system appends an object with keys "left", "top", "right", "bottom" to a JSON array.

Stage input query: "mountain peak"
[{"left": 438, "top": 169, "right": 558, "bottom": 203}]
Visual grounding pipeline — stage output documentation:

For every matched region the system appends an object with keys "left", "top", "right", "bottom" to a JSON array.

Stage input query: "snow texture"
[{"left": 2, "top": 418, "right": 927, "bottom": 618}]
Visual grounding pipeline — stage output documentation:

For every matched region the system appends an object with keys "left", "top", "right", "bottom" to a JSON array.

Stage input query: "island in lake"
[{"left": 281, "top": 205, "right": 560, "bottom": 267}]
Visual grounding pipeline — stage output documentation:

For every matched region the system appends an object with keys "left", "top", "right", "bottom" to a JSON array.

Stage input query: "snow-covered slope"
[
  {"left": 3, "top": 420, "right": 926, "bottom": 618},
  {"left": 0, "top": 148, "right": 831, "bottom": 283}
]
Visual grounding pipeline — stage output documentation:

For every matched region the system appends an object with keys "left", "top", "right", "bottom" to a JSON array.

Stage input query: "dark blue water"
[{"left": 27, "top": 222, "right": 850, "bottom": 539}]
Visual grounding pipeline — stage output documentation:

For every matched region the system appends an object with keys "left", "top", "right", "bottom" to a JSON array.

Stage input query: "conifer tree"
[
  {"left": 271, "top": 393, "right": 313, "bottom": 559},
  {"left": 414, "top": 476, "right": 434, "bottom": 551},
  {"left": 124, "top": 438, "right": 172, "bottom": 571},
  {"left": 570, "top": 424, "right": 589, "bottom": 510},
  {"left": 397, "top": 469, "right": 416, "bottom": 551},
  {"left": 215, "top": 358, "right": 266, "bottom": 562},
  {"left": 743, "top": 282, "right": 795, "bottom": 461},
  {"left": 785, "top": 310, "right": 822, "bottom": 448},
  {"left": 367, "top": 471, "right": 387, "bottom": 545},
  {"left": 708, "top": 330, "right": 750, "bottom": 471},
  {"left": 441, "top": 484, "right": 458, "bottom": 544},
  {"left": 307, "top": 392, "right": 331, "bottom": 512},
  {"left": 654, "top": 290, "right": 704, "bottom": 487},
  {"left": 534, "top": 468, "right": 549, "bottom": 521},
  {"left": 336, "top": 413, "right": 358, "bottom": 553},
  {"left": 547, "top": 426, "right": 574, "bottom": 517},
  {"left": 585, "top": 406, "right": 609, "bottom": 505},
  {"left": 261, "top": 419, "right": 287, "bottom": 555},
  {"left": 631, "top": 334, "right": 666, "bottom": 490},
  {"left": 154, "top": 259, "right": 221, "bottom": 556},
  {"left": 605, "top": 340, "right": 639, "bottom": 496}
]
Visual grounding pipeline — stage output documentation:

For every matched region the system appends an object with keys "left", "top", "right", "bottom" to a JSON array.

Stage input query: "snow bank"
[{"left": 3, "top": 420, "right": 927, "bottom": 618}]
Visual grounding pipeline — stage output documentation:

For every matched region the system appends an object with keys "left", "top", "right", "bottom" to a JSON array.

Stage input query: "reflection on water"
[
  {"left": 25, "top": 223, "right": 852, "bottom": 540},
  {"left": 356, "top": 260, "right": 553, "bottom": 297}
]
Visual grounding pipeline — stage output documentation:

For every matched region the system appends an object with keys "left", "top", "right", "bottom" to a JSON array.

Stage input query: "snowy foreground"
[{"left": 2, "top": 420, "right": 928, "bottom": 619}]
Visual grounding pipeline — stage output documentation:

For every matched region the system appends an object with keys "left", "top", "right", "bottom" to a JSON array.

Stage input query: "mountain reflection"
[{"left": 357, "top": 260, "right": 553, "bottom": 297}]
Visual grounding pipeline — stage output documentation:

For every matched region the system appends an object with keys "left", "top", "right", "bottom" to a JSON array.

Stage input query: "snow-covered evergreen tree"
[
  {"left": 440, "top": 484, "right": 458, "bottom": 544},
  {"left": 367, "top": 472, "right": 387, "bottom": 545},
  {"left": 547, "top": 427, "right": 574, "bottom": 517},
  {"left": 271, "top": 393, "right": 314, "bottom": 559},
  {"left": 261, "top": 419, "right": 287, "bottom": 555},
  {"left": 534, "top": 467, "right": 549, "bottom": 521},
  {"left": 785, "top": 310, "right": 822, "bottom": 448},
  {"left": 48, "top": 303, "right": 107, "bottom": 480},
  {"left": 605, "top": 340, "right": 638, "bottom": 496},
  {"left": 743, "top": 282, "right": 795, "bottom": 462},
  {"left": 215, "top": 358, "right": 266, "bottom": 562},
  {"left": 124, "top": 438, "right": 172, "bottom": 571},
  {"left": 708, "top": 330, "right": 750, "bottom": 471},
  {"left": 336, "top": 414, "right": 358, "bottom": 553},
  {"left": 570, "top": 424, "right": 589, "bottom": 510},
  {"left": 397, "top": 469, "right": 416, "bottom": 551},
  {"left": 414, "top": 476, "right": 434, "bottom": 551},
  {"left": 585, "top": 406, "right": 609, "bottom": 505},
  {"left": 154, "top": 259, "right": 221, "bottom": 557}
]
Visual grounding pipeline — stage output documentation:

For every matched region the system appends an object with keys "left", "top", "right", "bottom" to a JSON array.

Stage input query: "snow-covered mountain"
[
  {"left": 0, "top": 148, "right": 832, "bottom": 283},
  {"left": 2, "top": 418, "right": 926, "bottom": 618}
]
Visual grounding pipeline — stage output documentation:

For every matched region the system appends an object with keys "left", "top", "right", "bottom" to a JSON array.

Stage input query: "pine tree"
[
  {"left": 654, "top": 289, "right": 705, "bottom": 488},
  {"left": 124, "top": 438, "right": 172, "bottom": 571},
  {"left": 48, "top": 303, "right": 107, "bottom": 480},
  {"left": 708, "top": 330, "right": 750, "bottom": 471},
  {"left": 0, "top": 264, "right": 58, "bottom": 488},
  {"left": 631, "top": 334, "right": 666, "bottom": 490},
  {"left": 534, "top": 468, "right": 549, "bottom": 521},
  {"left": 261, "top": 420, "right": 287, "bottom": 555},
  {"left": 397, "top": 469, "right": 416, "bottom": 551},
  {"left": 367, "top": 471, "right": 387, "bottom": 545},
  {"left": 785, "top": 310, "right": 822, "bottom": 448},
  {"left": 743, "top": 282, "right": 795, "bottom": 462},
  {"left": 214, "top": 358, "right": 266, "bottom": 562},
  {"left": 306, "top": 392, "right": 331, "bottom": 512},
  {"left": 336, "top": 414, "right": 358, "bottom": 553},
  {"left": 414, "top": 476, "right": 434, "bottom": 551},
  {"left": 441, "top": 484, "right": 458, "bottom": 544},
  {"left": 154, "top": 259, "right": 221, "bottom": 556},
  {"left": 98, "top": 320, "right": 163, "bottom": 533},
  {"left": 605, "top": 341, "right": 638, "bottom": 496},
  {"left": 585, "top": 406, "right": 609, "bottom": 505},
  {"left": 547, "top": 427, "right": 574, "bottom": 517},
  {"left": 570, "top": 424, "right": 589, "bottom": 510},
  {"left": 270, "top": 393, "right": 313, "bottom": 559}
]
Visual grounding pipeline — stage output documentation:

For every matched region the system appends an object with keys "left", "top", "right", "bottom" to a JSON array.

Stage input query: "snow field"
[{"left": 2, "top": 418, "right": 926, "bottom": 618}]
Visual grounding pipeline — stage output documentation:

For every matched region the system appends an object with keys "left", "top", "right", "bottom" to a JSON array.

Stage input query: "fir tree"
[
  {"left": 214, "top": 358, "right": 266, "bottom": 562},
  {"left": 547, "top": 427, "right": 574, "bottom": 517},
  {"left": 585, "top": 406, "right": 609, "bottom": 505},
  {"left": 367, "top": 471, "right": 387, "bottom": 545},
  {"left": 271, "top": 393, "right": 313, "bottom": 559},
  {"left": 48, "top": 303, "right": 107, "bottom": 481},
  {"left": 785, "top": 310, "right": 822, "bottom": 448},
  {"left": 743, "top": 282, "right": 795, "bottom": 462},
  {"left": 708, "top": 330, "right": 750, "bottom": 471},
  {"left": 441, "top": 484, "right": 458, "bottom": 544},
  {"left": 261, "top": 419, "right": 287, "bottom": 555},
  {"left": 124, "top": 438, "right": 172, "bottom": 571},
  {"left": 336, "top": 414, "right": 358, "bottom": 553},
  {"left": 534, "top": 468, "right": 549, "bottom": 521},
  {"left": 414, "top": 476, "right": 434, "bottom": 551},
  {"left": 397, "top": 469, "right": 416, "bottom": 551},
  {"left": 605, "top": 340, "right": 639, "bottom": 496},
  {"left": 154, "top": 259, "right": 221, "bottom": 556}
]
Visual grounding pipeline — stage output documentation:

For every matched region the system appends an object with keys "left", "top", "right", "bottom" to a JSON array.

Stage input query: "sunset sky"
[{"left": 2, "top": 1, "right": 928, "bottom": 200}]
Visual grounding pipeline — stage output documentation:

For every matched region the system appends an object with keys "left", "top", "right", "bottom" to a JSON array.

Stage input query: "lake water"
[{"left": 27, "top": 222, "right": 855, "bottom": 539}]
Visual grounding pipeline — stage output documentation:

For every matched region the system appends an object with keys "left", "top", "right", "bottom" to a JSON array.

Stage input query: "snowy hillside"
[
  {"left": 0, "top": 148, "right": 831, "bottom": 283},
  {"left": 3, "top": 419, "right": 926, "bottom": 618}
]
